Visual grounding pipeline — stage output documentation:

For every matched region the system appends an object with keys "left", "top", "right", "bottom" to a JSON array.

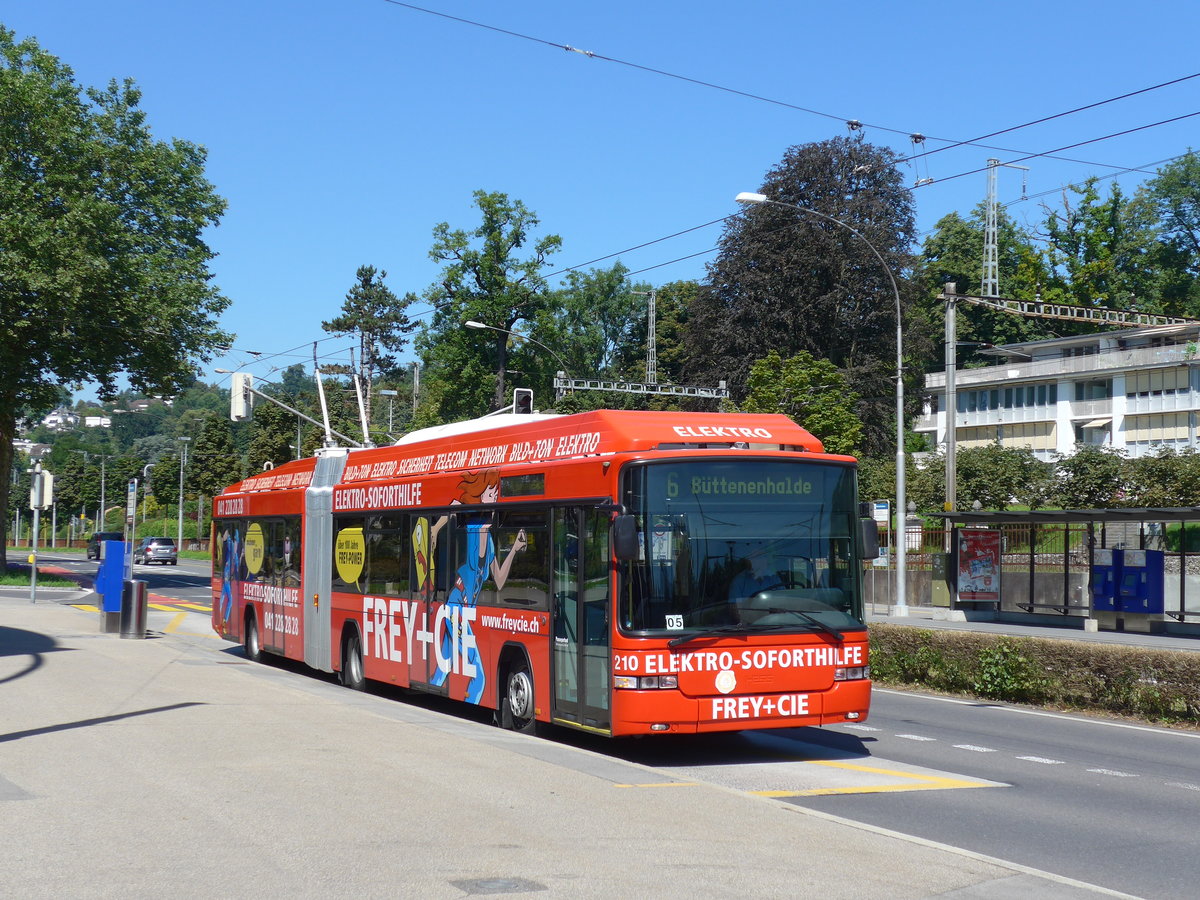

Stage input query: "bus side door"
[{"left": 551, "top": 508, "right": 611, "bottom": 731}]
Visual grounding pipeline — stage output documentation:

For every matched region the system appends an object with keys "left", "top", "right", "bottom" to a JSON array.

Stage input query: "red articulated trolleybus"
[{"left": 211, "top": 409, "right": 878, "bottom": 737}]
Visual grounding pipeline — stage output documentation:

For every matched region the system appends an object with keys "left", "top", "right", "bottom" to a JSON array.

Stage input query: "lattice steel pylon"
[{"left": 982, "top": 158, "right": 1030, "bottom": 298}]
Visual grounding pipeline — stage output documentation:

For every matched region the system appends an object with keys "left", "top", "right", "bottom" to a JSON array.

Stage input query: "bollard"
[{"left": 119, "top": 580, "right": 149, "bottom": 639}]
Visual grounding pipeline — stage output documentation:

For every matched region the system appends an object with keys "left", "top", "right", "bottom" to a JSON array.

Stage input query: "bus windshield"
[{"left": 619, "top": 459, "right": 865, "bottom": 636}]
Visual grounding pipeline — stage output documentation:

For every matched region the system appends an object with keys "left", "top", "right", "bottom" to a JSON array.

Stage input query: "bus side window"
[{"left": 496, "top": 509, "right": 548, "bottom": 611}]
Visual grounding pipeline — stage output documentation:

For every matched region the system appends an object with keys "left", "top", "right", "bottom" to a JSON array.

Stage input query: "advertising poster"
[{"left": 957, "top": 529, "right": 1001, "bottom": 601}]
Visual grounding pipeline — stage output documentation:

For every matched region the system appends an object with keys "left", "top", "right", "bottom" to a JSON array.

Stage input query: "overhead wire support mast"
[
  {"left": 983, "top": 158, "right": 1029, "bottom": 297},
  {"left": 554, "top": 376, "right": 728, "bottom": 399}
]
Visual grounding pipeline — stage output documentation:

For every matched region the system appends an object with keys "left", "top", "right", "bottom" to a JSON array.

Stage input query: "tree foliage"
[
  {"left": 684, "top": 137, "right": 920, "bottom": 455},
  {"left": 741, "top": 351, "right": 862, "bottom": 455},
  {"left": 1050, "top": 445, "right": 1127, "bottom": 509},
  {"left": 416, "top": 191, "right": 561, "bottom": 420},
  {"left": 322, "top": 265, "right": 415, "bottom": 423},
  {"left": 0, "top": 29, "right": 229, "bottom": 563}
]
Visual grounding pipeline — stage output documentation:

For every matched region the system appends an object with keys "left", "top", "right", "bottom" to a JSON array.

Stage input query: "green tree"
[
  {"left": 1051, "top": 445, "right": 1127, "bottom": 508},
  {"left": 187, "top": 411, "right": 241, "bottom": 501},
  {"left": 416, "top": 191, "right": 561, "bottom": 421},
  {"left": 1124, "top": 447, "right": 1200, "bottom": 507},
  {"left": 955, "top": 444, "right": 1051, "bottom": 510},
  {"left": 741, "top": 351, "right": 862, "bottom": 455},
  {"left": 684, "top": 137, "right": 922, "bottom": 455},
  {"left": 1042, "top": 179, "right": 1160, "bottom": 313},
  {"left": 1144, "top": 152, "right": 1200, "bottom": 314},
  {"left": 0, "top": 30, "right": 229, "bottom": 565},
  {"left": 918, "top": 207, "right": 1056, "bottom": 365},
  {"left": 246, "top": 401, "right": 299, "bottom": 474},
  {"left": 322, "top": 265, "right": 416, "bottom": 424}
]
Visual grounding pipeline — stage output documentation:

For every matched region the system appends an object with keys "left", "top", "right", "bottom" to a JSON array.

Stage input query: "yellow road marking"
[
  {"left": 162, "top": 613, "right": 188, "bottom": 634},
  {"left": 148, "top": 603, "right": 178, "bottom": 611},
  {"left": 73, "top": 604, "right": 99, "bottom": 612},
  {"left": 751, "top": 760, "right": 999, "bottom": 797},
  {"left": 177, "top": 602, "right": 211, "bottom": 611}
]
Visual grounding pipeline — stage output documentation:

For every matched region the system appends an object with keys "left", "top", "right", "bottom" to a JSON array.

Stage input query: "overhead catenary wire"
[{"left": 380, "top": 1, "right": 1197, "bottom": 179}]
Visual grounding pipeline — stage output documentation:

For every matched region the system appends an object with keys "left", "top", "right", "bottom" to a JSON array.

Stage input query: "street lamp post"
[
  {"left": 176, "top": 437, "right": 190, "bottom": 549},
  {"left": 464, "top": 320, "right": 572, "bottom": 398},
  {"left": 735, "top": 191, "right": 908, "bottom": 614}
]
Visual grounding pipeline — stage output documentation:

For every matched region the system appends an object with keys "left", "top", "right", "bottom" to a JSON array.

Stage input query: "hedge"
[{"left": 869, "top": 624, "right": 1200, "bottom": 725}]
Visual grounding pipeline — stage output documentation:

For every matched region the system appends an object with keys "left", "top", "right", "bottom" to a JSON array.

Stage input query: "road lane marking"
[
  {"left": 954, "top": 744, "right": 998, "bottom": 752},
  {"left": 754, "top": 760, "right": 1001, "bottom": 797},
  {"left": 843, "top": 724, "right": 880, "bottom": 732},
  {"left": 163, "top": 613, "right": 188, "bottom": 634},
  {"left": 1087, "top": 768, "right": 1138, "bottom": 777},
  {"left": 1017, "top": 756, "right": 1065, "bottom": 765},
  {"left": 896, "top": 734, "right": 936, "bottom": 742},
  {"left": 875, "top": 687, "right": 1200, "bottom": 740}
]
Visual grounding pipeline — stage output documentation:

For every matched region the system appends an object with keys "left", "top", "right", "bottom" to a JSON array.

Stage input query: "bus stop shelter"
[{"left": 935, "top": 507, "right": 1200, "bottom": 634}]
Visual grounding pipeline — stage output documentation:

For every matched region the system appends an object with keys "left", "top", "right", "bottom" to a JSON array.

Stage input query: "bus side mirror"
[
  {"left": 613, "top": 515, "right": 639, "bottom": 561},
  {"left": 858, "top": 518, "right": 880, "bottom": 560}
]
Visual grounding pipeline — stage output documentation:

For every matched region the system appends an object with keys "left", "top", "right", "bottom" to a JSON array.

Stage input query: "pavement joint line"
[{"left": 613, "top": 781, "right": 700, "bottom": 788}]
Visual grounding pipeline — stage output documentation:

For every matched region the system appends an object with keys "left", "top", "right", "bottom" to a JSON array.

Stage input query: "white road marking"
[
  {"left": 895, "top": 734, "right": 937, "bottom": 742},
  {"left": 953, "top": 744, "right": 998, "bottom": 753},
  {"left": 1017, "top": 756, "right": 1065, "bottom": 765},
  {"left": 1087, "top": 768, "right": 1138, "bottom": 777},
  {"left": 843, "top": 724, "right": 880, "bottom": 732},
  {"left": 1165, "top": 782, "right": 1200, "bottom": 792},
  {"left": 876, "top": 687, "right": 1200, "bottom": 740}
]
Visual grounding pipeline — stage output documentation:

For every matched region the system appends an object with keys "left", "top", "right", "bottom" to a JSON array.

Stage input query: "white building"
[
  {"left": 40, "top": 407, "right": 78, "bottom": 431},
  {"left": 917, "top": 324, "right": 1200, "bottom": 460}
]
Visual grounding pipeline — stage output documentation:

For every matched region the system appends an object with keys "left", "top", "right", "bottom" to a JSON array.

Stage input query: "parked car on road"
[
  {"left": 86, "top": 531, "right": 124, "bottom": 560},
  {"left": 134, "top": 536, "right": 177, "bottom": 566}
]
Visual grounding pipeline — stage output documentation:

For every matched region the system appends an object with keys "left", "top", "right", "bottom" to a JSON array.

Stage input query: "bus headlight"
[
  {"left": 834, "top": 666, "right": 870, "bottom": 681},
  {"left": 614, "top": 675, "right": 679, "bottom": 690}
]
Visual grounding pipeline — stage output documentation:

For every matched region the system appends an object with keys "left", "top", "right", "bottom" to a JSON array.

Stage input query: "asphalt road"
[{"left": 29, "top": 549, "right": 1199, "bottom": 896}]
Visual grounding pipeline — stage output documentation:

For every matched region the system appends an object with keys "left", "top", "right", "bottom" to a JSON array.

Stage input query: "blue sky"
[{"left": 8, "top": 1, "right": 1200, "bottom": 398}]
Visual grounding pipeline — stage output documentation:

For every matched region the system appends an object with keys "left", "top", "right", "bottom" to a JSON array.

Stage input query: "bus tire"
[
  {"left": 500, "top": 659, "right": 536, "bottom": 734},
  {"left": 244, "top": 612, "right": 262, "bottom": 663},
  {"left": 341, "top": 632, "right": 366, "bottom": 691}
]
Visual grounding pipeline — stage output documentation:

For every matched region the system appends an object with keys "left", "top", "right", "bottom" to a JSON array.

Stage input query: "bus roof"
[{"left": 224, "top": 409, "right": 830, "bottom": 495}]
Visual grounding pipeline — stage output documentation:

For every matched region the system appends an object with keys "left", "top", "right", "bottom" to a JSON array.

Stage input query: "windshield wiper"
[
  {"left": 766, "top": 607, "right": 844, "bottom": 642},
  {"left": 667, "top": 621, "right": 801, "bottom": 648}
]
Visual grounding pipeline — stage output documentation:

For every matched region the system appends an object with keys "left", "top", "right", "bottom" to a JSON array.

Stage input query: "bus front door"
[{"left": 552, "top": 508, "right": 611, "bottom": 733}]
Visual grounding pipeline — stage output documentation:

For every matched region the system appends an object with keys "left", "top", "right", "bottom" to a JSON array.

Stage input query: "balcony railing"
[{"left": 926, "top": 344, "right": 1197, "bottom": 390}]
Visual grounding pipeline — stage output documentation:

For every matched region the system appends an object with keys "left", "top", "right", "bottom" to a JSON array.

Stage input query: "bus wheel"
[
  {"left": 501, "top": 660, "right": 536, "bottom": 734},
  {"left": 244, "top": 613, "right": 262, "bottom": 663},
  {"left": 341, "top": 632, "right": 366, "bottom": 691}
]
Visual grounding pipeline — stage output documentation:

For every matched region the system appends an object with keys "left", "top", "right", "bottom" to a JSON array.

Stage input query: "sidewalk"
[{"left": 0, "top": 597, "right": 1126, "bottom": 899}]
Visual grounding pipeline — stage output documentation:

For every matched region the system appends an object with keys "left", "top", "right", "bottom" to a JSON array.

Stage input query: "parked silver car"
[{"left": 134, "top": 537, "right": 177, "bottom": 566}]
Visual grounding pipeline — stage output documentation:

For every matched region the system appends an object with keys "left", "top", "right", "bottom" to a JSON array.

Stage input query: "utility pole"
[{"left": 942, "top": 283, "right": 958, "bottom": 513}]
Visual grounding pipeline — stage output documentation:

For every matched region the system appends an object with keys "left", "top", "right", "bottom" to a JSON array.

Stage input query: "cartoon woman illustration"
[
  {"left": 429, "top": 468, "right": 527, "bottom": 704},
  {"left": 220, "top": 526, "right": 241, "bottom": 625}
]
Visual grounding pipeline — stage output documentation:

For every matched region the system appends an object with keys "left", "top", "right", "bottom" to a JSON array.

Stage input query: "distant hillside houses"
[{"left": 38, "top": 407, "right": 111, "bottom": 430}]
